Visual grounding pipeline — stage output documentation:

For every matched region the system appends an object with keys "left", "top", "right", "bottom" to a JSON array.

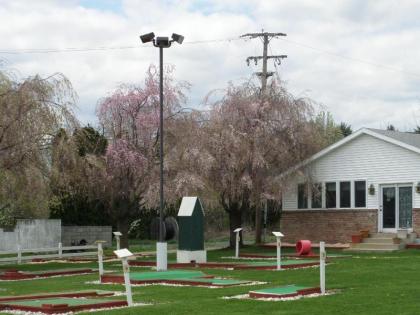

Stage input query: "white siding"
[{"left": 283, "top": 133, "right": 420, "bottom": 210}]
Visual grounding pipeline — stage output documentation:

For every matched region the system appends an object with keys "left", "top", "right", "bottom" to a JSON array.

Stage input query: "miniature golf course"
[
  {"left": 249, "top": 285, "right": 321, "bottom": 299},
  {"left": 0, "top": 290, "right": 126, "bottom": 314},
  {"left": 101, "top": 269, "right": 251, "bottom": 287},
  {"left": 0, "top": 268, "right": 94, "bottom": 280}
]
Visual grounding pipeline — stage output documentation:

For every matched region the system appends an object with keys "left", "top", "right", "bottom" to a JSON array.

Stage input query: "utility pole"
[
  {"left": 241, "top": 31, "right": 287, "bottom": 245},
  {"left": 241, "top": 31, "right": 287, "bottom": 93}
]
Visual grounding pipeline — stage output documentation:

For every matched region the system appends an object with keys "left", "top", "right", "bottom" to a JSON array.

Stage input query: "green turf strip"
[
  {"left": 251, "top": 285, "right": 310, "bottom": 295},
  {"left": 245, "top": 259, "right": 318, "bottom": 266},
  {"left": 129, "top": 270, "right": 206, "bottom": 281},
  {"left": 0, "top": 297, "right": 117, "bottom": 307},
  {"left": 128, "top": 270, "right": 248, "bottom": 285}
]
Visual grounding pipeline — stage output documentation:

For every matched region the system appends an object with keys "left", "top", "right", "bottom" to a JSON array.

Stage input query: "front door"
[{"left": 380, "top": 185, "right": 413, "bottom": 232}]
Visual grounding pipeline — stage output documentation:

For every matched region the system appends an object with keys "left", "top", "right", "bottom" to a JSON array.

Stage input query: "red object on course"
[{"left": 296, "top": 240, "right": 312, "bottom": 256}]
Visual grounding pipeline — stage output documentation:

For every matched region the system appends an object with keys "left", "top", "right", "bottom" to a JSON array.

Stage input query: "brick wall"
[
  {"left": 412, "top": 209, "right": 420, "bottom": 234},
  {"left": 280, "top": 209, "right": 378, "bottom": 243}
]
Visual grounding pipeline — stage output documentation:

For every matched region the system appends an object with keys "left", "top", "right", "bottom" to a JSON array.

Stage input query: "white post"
[
  {"left": 272, "top": 232, "right": 284, "bottom": 270},
  {"left": 58, "top": 242, "right": 63, "bottom": 258},
  {"left": 156, "top": 242, "right": 168, "bottom": 271},
  {"left": 17, "top": 244, "right": 22, "bottom": 264},
  {"left": 116, "top": 236, "right": 121, "bottom": 250},
  {"left": 113, "top": 232, "right": 122, "bottom": 250},
  {"left": 122, "top": 258, "right": 133, "bottom": 306},
  {"left": 97, "top": 243, "right": 104, "bottom": 278},
  {"left": 234, "top": 228, "right": 242, "bottom": 258},
  {"left": 320, "top": 241, "right": 326, "bottom": 294}
]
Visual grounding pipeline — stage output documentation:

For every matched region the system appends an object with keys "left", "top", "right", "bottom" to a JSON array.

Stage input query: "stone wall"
[
  {"left": 62, "top": 226, "right": 112, "bottom": 247},
  {"left": 280, "top": 209, "right": 378, "bottom": 243},
  {"left": 0, "top": 219, "right": 61, "bottom": 251}
]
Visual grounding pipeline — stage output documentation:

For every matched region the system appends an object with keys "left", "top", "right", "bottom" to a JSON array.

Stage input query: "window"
[
  {"left": 355, "top": 181, "right": 366, "bottom": 207},
  {"left": 298, "top": 183, "right": 308, "bottom": 209},
  {"left": 326, "top": 182, "right": 336, "bottom": 208},
  {"left": 340, "top": 181, "right": 351, "bottom": 208},
  {"left": 311, "top": 183, "right": 322, "bottom": 208}
]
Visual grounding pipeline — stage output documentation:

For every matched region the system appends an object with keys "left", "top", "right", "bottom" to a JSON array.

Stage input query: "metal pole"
[
  {"left": 320, "top": 241, "right": 326, "bottom": 294},
  {"left": 159, "top": 46, "right": 164, "bottom": 243},
  {"left": 276, "top": 237, "right": 281, "bottom": 270}
]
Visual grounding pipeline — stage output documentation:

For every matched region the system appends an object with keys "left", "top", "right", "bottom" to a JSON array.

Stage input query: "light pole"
[{"left": 140, "top": 32, "right": 184, "bottom": 271}]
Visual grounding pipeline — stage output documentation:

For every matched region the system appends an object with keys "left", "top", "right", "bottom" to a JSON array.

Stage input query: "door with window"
[{"left": 380, "top": 184, "right": 413, "bottom": 232}]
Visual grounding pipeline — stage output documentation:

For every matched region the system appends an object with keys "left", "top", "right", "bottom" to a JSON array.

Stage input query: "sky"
[{"left": 1, "top": 0, "right": 420, "bottom": 130}]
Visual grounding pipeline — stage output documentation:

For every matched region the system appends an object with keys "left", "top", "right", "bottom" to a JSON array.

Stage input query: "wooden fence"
[{"left": 0, "top": 243, "right": 97, "bottom": 264}]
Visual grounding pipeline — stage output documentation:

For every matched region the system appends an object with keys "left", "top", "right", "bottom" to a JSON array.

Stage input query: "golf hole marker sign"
[
  {"left": 320, "top": 241, "right": 326, "bottom": 294},
  {"left": 177, "top": 197, "right": 207, "bottom": 263},
  {"left": 113, "top": 232, "right": 122, "bottom": 250},
  {"left": 114, "top": 248, "right": 134, "bottom": 306},
  {"left": 272, "top": 231, "right": 284, "bottom": 270},
  {"left": 234, "top": 228, "right": 242, "bottom": 258}
]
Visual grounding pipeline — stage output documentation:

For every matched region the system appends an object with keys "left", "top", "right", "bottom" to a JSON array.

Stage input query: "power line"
[
  {"left": 278, "top": 37, "right": 420, "bottom": 79},
  {"left": 0, "top": 37, "right": 242, "bottom": 54}
]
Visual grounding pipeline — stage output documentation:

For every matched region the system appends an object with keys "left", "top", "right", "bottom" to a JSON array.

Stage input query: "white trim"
[{"left": 280, "top": 128, "right": 420, "bottom": 178}]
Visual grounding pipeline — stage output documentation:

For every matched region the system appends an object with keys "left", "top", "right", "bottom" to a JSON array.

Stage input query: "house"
[{"left": 280, "top": 128, "right": 420, "bottom": 244}]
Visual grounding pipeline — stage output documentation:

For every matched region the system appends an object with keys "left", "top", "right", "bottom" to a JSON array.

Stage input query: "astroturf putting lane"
[
  {"left": 245, "top": 259, "right": 319, "bottom": 266},
  {"left": 249, "top": 285, "right": 321, "bottom": 299},
  {"left": 102, "top": 270, "right": 251, "bottom": 287},
  {"left": 232, "top": 259, "right": 319, "bottom": 270},
  {"left": 129, "top": 270, "right": 206, "bottom": 281}
]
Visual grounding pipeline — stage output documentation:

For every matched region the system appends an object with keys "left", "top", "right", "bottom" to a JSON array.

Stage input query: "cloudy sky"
[{"left": 1, "top": 0, "right": 420, "bottom": 130}]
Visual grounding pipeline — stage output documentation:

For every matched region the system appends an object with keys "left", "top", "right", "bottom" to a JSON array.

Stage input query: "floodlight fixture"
[
  {"left": 172, "top": 33, "right": 184, "bottom": 44},
  {"left": 113, "top": 231, "right": 122, "bottom": 236},
  {"left": 114, "top": 249, "right": 134, "bottom": 259},
  {"left": 155, "top": 36, "right": 171, "bottom": 48},
  {"left": 234, "top": 228, "right": 243, "bottom": 233},
  {"left": 272, "top": 231, "right": 284, "bottom": 238},
  {"left": 140, "top": 32, "right": 155, "bottom": 43}
]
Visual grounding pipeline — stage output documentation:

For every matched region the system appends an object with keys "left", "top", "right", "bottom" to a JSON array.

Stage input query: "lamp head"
[
  {"left": 172, "top": 33, "right": 184, "bottom": 44},
  {"left": 234, "top": 228, "right": 242, "bottom": 233},
  {"left": 113, "top": 231, "right": 122, "bottom": 236},
  {"left": 155, "top": 36, "right": 171, "bottom": 48},
  {"left": 140, "top": 32, "right": 155, "bottom": 43}
]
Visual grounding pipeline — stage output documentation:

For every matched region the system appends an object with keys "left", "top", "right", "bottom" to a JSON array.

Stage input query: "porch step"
[
  {"left": 347, "top": 232, "right": 405, "bottom": 252},
  {"left": 362, "top": 238, "right": 395, "bottom": 244},
  {"left": 369, "top": 233, "right": 396, "bottom": 239}
]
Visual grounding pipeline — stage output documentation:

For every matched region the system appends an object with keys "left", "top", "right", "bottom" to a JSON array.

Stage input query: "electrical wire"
[{"left": 0, "top": 37, "right": 242, "bottom": 54}]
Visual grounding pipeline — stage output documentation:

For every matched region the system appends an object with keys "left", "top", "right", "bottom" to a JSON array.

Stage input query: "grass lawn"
[{"left": 0, "top": 246, "right": 420, "bottom": 314}]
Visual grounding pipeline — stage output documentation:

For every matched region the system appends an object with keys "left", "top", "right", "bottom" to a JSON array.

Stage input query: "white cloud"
[{"left": 1, "top": 0, "right": 420, "bottom": 130}]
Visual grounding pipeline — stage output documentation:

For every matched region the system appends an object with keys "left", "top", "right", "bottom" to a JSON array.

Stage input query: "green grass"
[{"left": 1, "top": 247, "right": 420, "bottom": 314}]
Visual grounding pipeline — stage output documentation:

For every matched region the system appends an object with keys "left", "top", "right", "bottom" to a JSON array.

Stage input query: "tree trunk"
[
  {"left": 229, "top": 210, "right": 243, "bottom": 248},
  {"left": 117, "top": 219, "right": 130, "bottom": 249},
  {"left": 255, "top": 205, "right": 262, "bottom": 244}
]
